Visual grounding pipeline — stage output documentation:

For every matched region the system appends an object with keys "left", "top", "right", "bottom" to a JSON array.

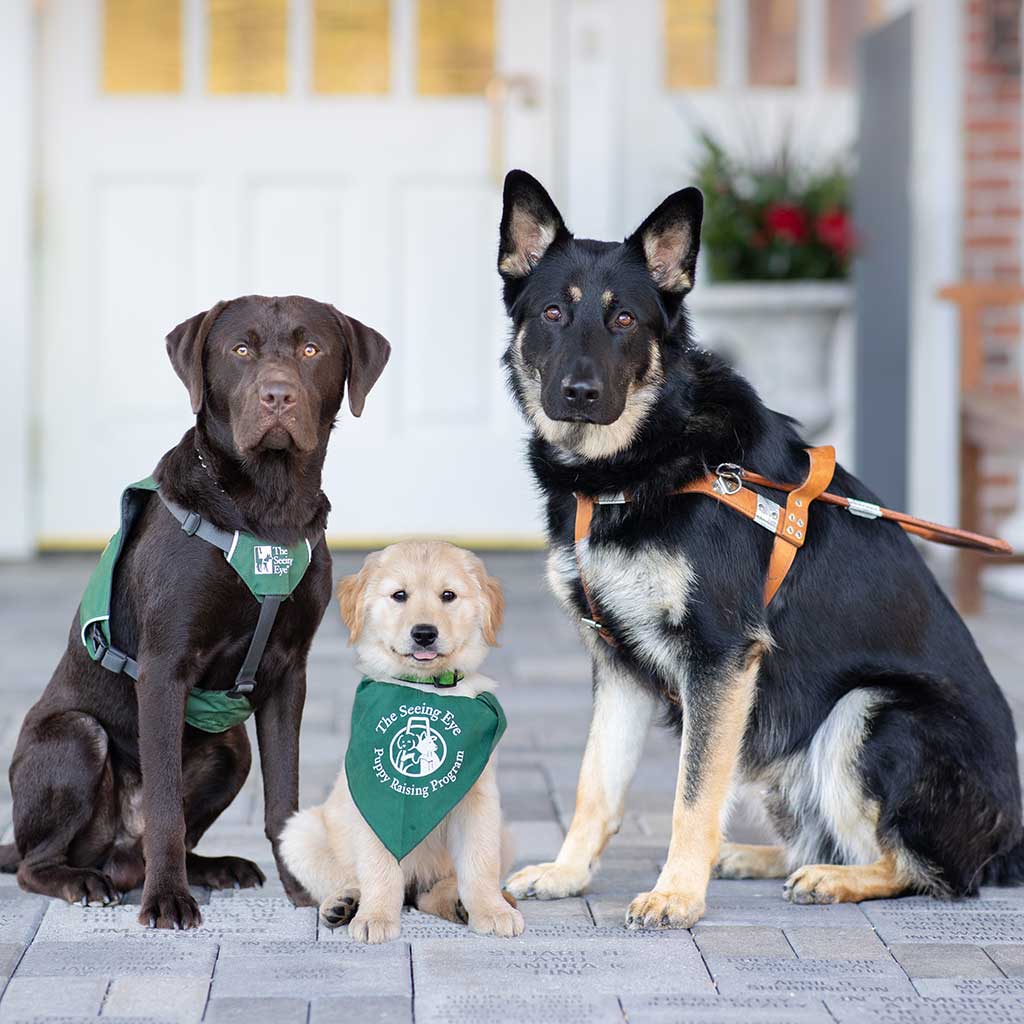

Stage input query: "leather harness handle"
[{"left": 572, "top": 445, "right": 1012, "bottom": 645}]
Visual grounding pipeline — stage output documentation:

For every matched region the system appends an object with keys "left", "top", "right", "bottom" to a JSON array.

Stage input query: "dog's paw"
[
  {"left": 714, "top": 842, "right": 787, "bottom": 880},
  {"left": 61, "top": 869, "right": 120, "bottom": 908},
  {"left": 783, "top": 864, "right": 869, "bottom": 904},
  {"left": 625, "top": 890, "right": 705, "bottom": 930},
  {"left": 187, "top": 854, "right": 265, "bottom": 891},
  {"left": 468, "top": 902, "right": 525, "bottom": 938},
  {"left": 505, "top": 861, "right": 590, "bottom": 900},
  {"left": 348, "top": 913, "right": 401, "bottom": 944},
  {"left": 319, "top": 891, "right": 359, "bottom": 929},
  {"left": 137, "top": 888, "right": 202, "bottom": 930}
]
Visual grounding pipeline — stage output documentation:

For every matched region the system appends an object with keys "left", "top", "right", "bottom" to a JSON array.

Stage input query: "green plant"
[{"left": 694, "top": 132, "right": 853, "bottom": 282}]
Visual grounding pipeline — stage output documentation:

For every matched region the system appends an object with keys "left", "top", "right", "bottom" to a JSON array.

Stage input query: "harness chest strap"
[{"left": 573, "top": 445, "right": 1013, "bottom": 646}]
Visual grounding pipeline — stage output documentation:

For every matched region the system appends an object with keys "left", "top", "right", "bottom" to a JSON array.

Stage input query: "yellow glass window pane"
[
  {"left": 418, "top": 0, "right": 495, "bottom": 96},
  {"left": 208, "top": 0, "right": 288, "bottom": 95},
  {"left": 747, "top": 0, "right": 798, "bottom": 87},
  {"left": 664, "top": 0, "right": 717, "bottom": 90},
  {"left": 103, "top": 0, "right": 182, "bottom": 93},
  {"left": 314, "top": 0, "right": 390, "bottom": 93}
]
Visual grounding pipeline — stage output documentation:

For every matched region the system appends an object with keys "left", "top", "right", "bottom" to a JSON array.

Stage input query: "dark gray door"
[{"left": 854, "top": 11, "right": 913, "bottom": 507}]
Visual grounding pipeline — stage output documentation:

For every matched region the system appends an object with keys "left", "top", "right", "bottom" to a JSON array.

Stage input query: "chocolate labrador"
[{"left": 0, "top": 295, "right": 390, "bottom": 928}]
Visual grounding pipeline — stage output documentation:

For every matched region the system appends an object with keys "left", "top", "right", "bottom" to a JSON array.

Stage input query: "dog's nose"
[
  {"left": 411, "top": 623, "right": 439, "bottom": 648},
  {"left": 260, "top": 380, "right": 297, "bottom": 413},
  {"left": 561, "top": 377, "right": 602, "bottom": 406}
]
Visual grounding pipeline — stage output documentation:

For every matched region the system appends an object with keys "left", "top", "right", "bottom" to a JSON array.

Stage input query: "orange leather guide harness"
[{"left": 573, "top": 445, "right": 1013, "bottom": 649}]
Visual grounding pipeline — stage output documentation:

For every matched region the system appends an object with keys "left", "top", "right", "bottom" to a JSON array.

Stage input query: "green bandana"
[
  {"left": 345, "top": 678, "right": 507, "bottom": 860},
  {"left": 79, "top": 475, "right": 316, "bottom": 733}
]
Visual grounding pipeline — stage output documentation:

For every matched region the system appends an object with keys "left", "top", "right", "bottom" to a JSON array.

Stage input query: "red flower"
[
  {"left": 816, "top": 208, "right": 854, "bottom": 258},
  {"left": 764, "top": 203, "right": 808, "bottom": 243}
]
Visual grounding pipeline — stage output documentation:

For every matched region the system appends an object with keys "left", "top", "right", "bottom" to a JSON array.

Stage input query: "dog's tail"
[
  {"left": 0, "top": 843, "right": 20, "bottom": 874},
  {"left": 278, "top": 806, "right": 352, "bottom": 907},
  {"left": 982, "top": 837, "right": 1024, "bottom": 887}
]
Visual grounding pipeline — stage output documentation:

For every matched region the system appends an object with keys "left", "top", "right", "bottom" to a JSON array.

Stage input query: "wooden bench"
[{"left": 938, "top": 283, "right": 1024, "bottom": 613}]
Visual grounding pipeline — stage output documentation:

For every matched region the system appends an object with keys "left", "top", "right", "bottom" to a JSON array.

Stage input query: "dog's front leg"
[
  {"left": 506, "top": 657, "right": 658, "bottom": 899},
  {"left": 449, "top": 764, "right": 524, "bottom": 937},
  {"left": 255, "top": 672, "right": 315, "bottom": 907},
  {"left": 626, "top": 652, "right": 761, "bottom": 930},
  {"left": 136, "top": 660, "right": 200, "bottom": 929}
]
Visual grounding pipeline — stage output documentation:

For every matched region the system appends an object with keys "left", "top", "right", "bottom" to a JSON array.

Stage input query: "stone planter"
[{"left": 687, "top": 281, "right": 852, "bottom": 441}]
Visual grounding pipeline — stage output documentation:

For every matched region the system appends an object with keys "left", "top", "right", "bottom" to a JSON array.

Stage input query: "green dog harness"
[
  {"left": 79, "top": 476, "right": 321, "bottom": 733},
  {"left": 345, "top": 677, "right": 507, "bottom": 860}
]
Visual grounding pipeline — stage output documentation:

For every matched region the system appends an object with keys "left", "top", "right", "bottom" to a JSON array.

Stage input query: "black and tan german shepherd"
[{"left": 497, "top": 169, "right": 1023, "bottom": 929}]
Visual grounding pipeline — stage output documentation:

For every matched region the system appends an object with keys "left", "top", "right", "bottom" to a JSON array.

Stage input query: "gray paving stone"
[
  {"left": 622, "top": 993, "right": 832, "bottom": 1022},
  {"left": 102, "top": 976, "right": 209, "bottom": 1020},
  {"left": 826, "top": 994, "right": 1024, "bottom": 1022},
  {"left": 309, "top": 997, "right": 411, "bottom": 1024},
  {"left": 413, "top": 937, "right": 713, "bottom": 995},
  {"left": 0, "top": 944, "right": 25, "bottom": 979},
  {"left": 210, "top": 942, "right": 410, "bottom": 999},
  {"left": 784, "top": 926, "right": 890, "bottom": 961},
  {"left": 14, "top": 941, "right": 218, "bottom": 978},
  {"left": 984, "top": 943, "right": 1024, "bottom": 976},
  {"left": 33, "top": 899, "right": 314, "bottom": 944},
  {"left": 0, "top": 898, "right": 47, "bottom": 946},
  {"left": 889, "top": 943, "right": 1002, "bottom": 979},
  {"left": 202, "top": 998, "right": 308, "bottom": 1024},
  {"left": 692, "top": 925, "right": 794, "bottom": 958},
  {"left": 0, "top": 976, "right": 107, "bottom": 1019},
  {"left": 704, "top": 954, "right": 916, "bottom": 998},
  {"left": 413, "top": 993, "right": 622, "bottom": 1023},
  {"left": 864, "top": 905, "right": 1024, "bottom": 944},
  {"left": 913, "top": 976, "right": 1024, "bottom": 997}
]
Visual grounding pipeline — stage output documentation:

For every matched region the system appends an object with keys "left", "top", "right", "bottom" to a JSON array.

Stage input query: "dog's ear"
[
  {"left": 329, "top": 308, "right": 391, "bottom": 418},
  {"left": 337, "top": 553, "right": 379, "bottom": 644},
  {"left": 498, "top": 170, "right": 570, "bottom": 281},
  {"left": 165, "top": 301, "right": 230, "bottom": 415},
  {"left": 625, "top": 187, "right": 703, "bottom": 297},
  {"left": 465, "top": 553, "right": 505, "bottom": 646}
]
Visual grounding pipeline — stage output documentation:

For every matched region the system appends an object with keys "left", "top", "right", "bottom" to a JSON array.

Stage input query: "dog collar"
[{"left": 395, "top": 669, "right": 465, "bottom": 689}]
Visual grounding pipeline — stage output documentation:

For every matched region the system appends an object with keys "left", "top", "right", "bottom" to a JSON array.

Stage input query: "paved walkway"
[{"left": 0, "top": 553, "right": 1023, "bottom": 1023}]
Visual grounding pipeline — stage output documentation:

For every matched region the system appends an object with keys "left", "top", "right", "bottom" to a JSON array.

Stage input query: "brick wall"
[{"left": 963, "top": 0, "right": 1022, "bottom": 519}]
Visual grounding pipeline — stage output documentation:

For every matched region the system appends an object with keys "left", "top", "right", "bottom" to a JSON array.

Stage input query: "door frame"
[{"left": 1, "top": 0, "right": 34, "bottom": 559}]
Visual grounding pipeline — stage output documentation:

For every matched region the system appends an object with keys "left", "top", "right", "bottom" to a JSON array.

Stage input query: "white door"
[{"left": 37, "top": 0, "right": 556, "bottom": 547}]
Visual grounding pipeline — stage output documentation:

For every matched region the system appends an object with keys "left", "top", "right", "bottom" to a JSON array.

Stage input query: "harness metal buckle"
[
  {"left": 580, "top": 617, "right": 605, "bottom": 632},
  {"left": 713, "top": 463, "right": 743, "bottom": 496},
  {"left": 181, "top": 511, "right": 202, "bottom": 536},
  {"left": 594, "top": 492, "right": 627, "bottom": 505},
  {"left": 847, "top": 499, "right": 882, "bottom": 520},
  {"left": 753, "top": 494, "right": 782, "bottom": 533},
  {"left": 228, "top": 679, "right": 256, "bottom": 698}
]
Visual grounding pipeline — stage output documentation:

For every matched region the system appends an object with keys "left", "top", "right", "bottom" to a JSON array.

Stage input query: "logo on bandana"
[
  {"left": 370, "top": 701, "right": 465, "bottom": 798},
  {"left": 253, "top": 545, "right": 294, "bottom": 576}
]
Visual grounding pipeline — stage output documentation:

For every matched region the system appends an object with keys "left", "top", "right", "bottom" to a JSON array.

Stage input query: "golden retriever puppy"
[{"left": 280, "top": 541, "right": 524, "bottom": 943}]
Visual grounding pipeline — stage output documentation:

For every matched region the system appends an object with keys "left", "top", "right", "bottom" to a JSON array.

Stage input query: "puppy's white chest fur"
[{"left": 547, "top": 539, "right": 696, "bottom": 673}]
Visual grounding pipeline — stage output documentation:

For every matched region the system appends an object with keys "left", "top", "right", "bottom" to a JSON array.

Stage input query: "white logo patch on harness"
[{"left": 253, "top": 545, "right": 295, "bottom": 576}]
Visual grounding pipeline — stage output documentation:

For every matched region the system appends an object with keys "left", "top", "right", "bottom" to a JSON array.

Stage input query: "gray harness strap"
[{"left": 96, "top": 491, "right": 322, "bottom": 699}]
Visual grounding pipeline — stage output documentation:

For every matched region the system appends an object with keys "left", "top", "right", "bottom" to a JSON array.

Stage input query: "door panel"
[{"left": 38, "top": 0, "right": 554, "bottom": 544}]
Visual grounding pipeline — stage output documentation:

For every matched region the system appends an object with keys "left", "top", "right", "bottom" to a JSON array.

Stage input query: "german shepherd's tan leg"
[
  {"left": 784, "top": 850, "right": 910, "bottom": 904},
  {"left": 715, "top": 842, "right": 788, "bottom": 879},
  {"left": 627, "top": 654, "right": 760, "bottom": 929},
  {"left": 506, "top": 658, "right": 658, "bottom": 899}
]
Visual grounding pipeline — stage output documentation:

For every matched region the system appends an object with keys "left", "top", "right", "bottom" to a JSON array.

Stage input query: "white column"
[
  {"left": 907, "top": 0, "right": 962, "bottom": 539},
  {"left": 0, "top": 1, "right": 35, "bottom": 558}
]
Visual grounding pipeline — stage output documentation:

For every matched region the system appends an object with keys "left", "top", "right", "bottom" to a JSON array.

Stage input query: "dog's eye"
[
  {"left": 615, "top": 311, "right": 636, "bottom": 329},
  {"left": 302, "top": 343, "right": 320, "bottom": 358},
  {"left": 543, "top": 305, "right": 562, "bottom": 322},
  {"left": 391, "top": 590, "right": 407, "bottom": 603},
  {"left": 441, "top": 590, "right": 457, "bottom": 603},
  {"left": 232, "top": 344, "right": 250, "bottom": 357}
]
